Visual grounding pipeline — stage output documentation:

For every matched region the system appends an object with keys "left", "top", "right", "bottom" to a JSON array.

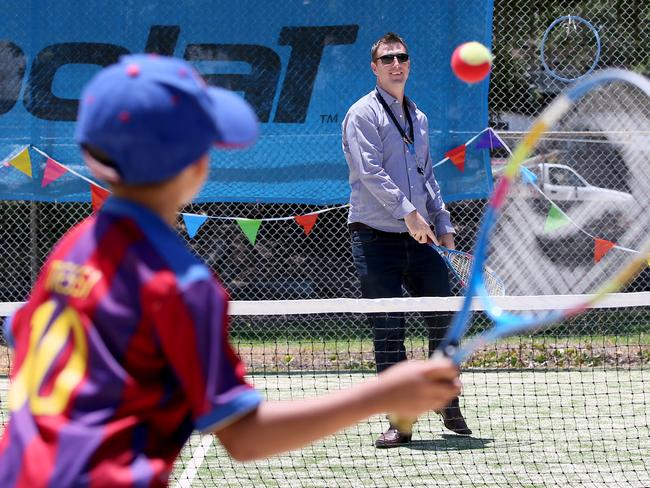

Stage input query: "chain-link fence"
[{"left": 1, "top": 0, "right": 649, "bottom": 303}]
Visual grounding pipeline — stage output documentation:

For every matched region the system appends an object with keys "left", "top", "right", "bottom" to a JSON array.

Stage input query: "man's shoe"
[
  {"left": 374, "top": 426, "right": 412, "bottom": 448},
  {"left": 438, "top": 397, "right": 472, "bottom": 435}
]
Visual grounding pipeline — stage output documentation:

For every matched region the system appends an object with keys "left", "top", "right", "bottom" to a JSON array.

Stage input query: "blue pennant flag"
[
  {"left": 519, "top": 166, "right": 538, "bottom": 184},
  {"left": 182, "top": 213, "right": 209, "bottom": 239}
]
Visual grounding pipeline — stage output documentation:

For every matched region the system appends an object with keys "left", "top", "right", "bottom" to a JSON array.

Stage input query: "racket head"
[
  {"left": 541, "top": 15, "right": 601, "bottom": 82},
  {"left": 446, "top": 69, "right": 650, "bottom": 361},
  {"left": 435, "top": 246, "right": 506, "bottom": 296}
]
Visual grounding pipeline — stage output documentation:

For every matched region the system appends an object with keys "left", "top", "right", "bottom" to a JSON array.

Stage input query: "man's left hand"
[{"left": 438, "top": 233, "right": 455, "bottom": 250}]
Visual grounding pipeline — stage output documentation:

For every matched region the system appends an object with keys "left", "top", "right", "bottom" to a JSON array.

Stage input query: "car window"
[{"left": 549, "top": 167, "right": 585, "bottom": 187}]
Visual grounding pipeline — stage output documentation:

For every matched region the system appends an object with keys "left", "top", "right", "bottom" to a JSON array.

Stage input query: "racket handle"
[
  {"left": 388, "top": 414, "right": 417, "bottom": 434},
  {"left": 386, "top": 351, "right": 448, "bottom": 434}
]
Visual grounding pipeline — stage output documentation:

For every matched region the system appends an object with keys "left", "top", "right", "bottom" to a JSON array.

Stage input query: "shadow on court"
[{"left": 405, "top": 434, "right": 494, "bottom": 451}]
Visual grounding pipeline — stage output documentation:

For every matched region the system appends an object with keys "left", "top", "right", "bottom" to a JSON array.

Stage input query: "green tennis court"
[{"left": 168, "top": 369, "right": 650, "bottom": 487}]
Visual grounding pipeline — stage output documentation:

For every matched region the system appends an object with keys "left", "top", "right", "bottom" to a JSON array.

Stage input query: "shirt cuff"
[
  {"left": 392, "top": 197, "right": 416, "bottom": 220},
  {"left": 195, "top": 388, "right": 263, "bottom": 434},
  {"left": 433, "top": 214, "right": 455, "bottom": 236}
]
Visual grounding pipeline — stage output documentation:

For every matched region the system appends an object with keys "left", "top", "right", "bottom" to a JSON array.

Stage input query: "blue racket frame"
[
  {"left": 439, "top": 69, "right": 650, "bottom": 364},
  {"left": 390, "top": 68, "right": 650, "bottom": 434}
]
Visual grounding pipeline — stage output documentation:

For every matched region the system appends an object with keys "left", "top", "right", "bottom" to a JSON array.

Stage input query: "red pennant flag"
[
  {"left": 294, "top": 213, "right": 319, "bottom": 236},
  {"left": 41, "top": 157, "right": 68, "bottom": 187},
  {"left": 445, "top": 145, "right": 466, "bottom": 172},
  {"left": 90, "top": 184, "right": 111, "bottom": 212},
  {"left": 594, "top": 238, "right": 615, "bottom": 263}
]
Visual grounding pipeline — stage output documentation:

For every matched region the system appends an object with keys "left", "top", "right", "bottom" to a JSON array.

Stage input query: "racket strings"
[
  {"left": 447, "top": 252, "right": 506, "bottom": 296},
  {"left": 448, "top": 253, "right": 472, "bottom": 284},
  {"left": 487, "top": 78, "right": 650, "bottom": 300}
]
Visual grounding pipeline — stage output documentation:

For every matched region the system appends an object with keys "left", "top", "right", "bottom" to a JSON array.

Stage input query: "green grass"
[{"left": 233, "top": 334, "right": 650, "bottom": 372}]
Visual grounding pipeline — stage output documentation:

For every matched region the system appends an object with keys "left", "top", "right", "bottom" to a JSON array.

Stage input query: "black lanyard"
[
  {"left": 376, "top": 89, "right": 423, "bottom": 173},
  {"left": 376, "top": 89, "right": 415, "bottom": 146}
]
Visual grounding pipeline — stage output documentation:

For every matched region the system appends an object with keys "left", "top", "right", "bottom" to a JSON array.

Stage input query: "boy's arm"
[{"left": 215, "top": 358, "right": 460, "bottom": 461}]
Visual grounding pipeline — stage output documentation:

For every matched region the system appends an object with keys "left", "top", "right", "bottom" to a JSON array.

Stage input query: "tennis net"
[{"left": 1, "top": 293, "right": 649, "bottom": 487}]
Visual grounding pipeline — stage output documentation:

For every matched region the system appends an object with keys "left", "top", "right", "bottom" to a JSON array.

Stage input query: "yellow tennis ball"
[{"left": 451, "top": 41, "right": 493, "bottom": 83}]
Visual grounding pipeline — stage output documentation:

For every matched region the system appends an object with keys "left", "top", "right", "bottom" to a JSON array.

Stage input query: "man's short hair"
[{"left": 371, "top": 32, "right": 409, "bottom": 61}]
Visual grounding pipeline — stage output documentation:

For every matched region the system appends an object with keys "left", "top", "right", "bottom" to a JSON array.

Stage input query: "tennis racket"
[
  {"left": 541, "top": 15, "right": 601, "bottom": 82},
  {"left": 432, "top": 245, "right": 505, "bottom": 296},
  {"left": 391, "top": 69, "right": 650, "bottom": 433}
]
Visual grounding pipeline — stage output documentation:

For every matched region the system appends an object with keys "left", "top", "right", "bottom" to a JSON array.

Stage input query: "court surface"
[{"left": 167, "top": 369, "right": 650, "bottom": 488}]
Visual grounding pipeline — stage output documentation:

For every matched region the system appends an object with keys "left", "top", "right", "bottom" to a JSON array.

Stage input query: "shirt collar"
[
  {"left": 375, "top": 85, "right": 416, "bottom": 110},
  {"left": 100, "top": 196, "right": 179, "bottom": 244}
]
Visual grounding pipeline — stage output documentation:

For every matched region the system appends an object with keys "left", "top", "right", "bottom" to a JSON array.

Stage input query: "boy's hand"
[{"left": 377, "top": 358, "right": 461, "bottom": 417}]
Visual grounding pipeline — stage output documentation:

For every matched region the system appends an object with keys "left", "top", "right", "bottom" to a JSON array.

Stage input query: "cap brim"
[{"left": 207, "top": 87, "right": 259, "bottom": 148}]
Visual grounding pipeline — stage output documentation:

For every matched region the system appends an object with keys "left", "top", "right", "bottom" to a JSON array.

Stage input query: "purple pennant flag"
[{"left": 475, "top": 129, "right": 504, "bottom": 150}]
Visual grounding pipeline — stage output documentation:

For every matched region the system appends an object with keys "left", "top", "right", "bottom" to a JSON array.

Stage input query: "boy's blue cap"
[{"left": 75, "top": 54, "right": 258, "bottom": 184}]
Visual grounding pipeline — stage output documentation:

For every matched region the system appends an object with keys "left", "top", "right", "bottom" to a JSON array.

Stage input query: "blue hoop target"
[{"left": 541, "top": 15, "right": 601, "bottom": 83}]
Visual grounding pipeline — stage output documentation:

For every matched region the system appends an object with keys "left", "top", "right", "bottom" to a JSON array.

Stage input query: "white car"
[{"left": 532, "top": 163, "right": 634, "bottom": 203}]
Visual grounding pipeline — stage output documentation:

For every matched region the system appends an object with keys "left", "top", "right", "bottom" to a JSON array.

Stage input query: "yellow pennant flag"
[{"left": 9, "top": 147, "right": 32, "bottom": 177}]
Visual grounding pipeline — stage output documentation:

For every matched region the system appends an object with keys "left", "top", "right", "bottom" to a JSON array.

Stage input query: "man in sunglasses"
[{"left": 342, "top": 32, "right": 472, "bottom": 448}]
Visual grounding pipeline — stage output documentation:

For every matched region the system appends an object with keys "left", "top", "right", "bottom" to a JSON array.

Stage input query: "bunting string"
[
  {"left": 491, "top": 131, "right": 637, "bottom": 262},
  {"left": 1, "top": 140, "right": 645, "bottom": 257}
]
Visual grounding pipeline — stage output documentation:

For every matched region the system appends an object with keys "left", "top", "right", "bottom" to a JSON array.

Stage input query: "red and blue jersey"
[{"left": 0, "top": 197, "right": 262, "bottom": 487}]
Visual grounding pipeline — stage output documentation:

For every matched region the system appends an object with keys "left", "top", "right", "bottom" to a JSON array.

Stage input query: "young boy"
[{"left": 0, "top": 55, "right": 460, "bottom": 487}]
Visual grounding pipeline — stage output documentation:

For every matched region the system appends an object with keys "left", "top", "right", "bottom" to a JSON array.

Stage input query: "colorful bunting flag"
[
  {"left": 41, "top": 157, "right": 68, "bottom": 187},
  {"left": 294, "top": 213, "right": 319, "bottom": 236},
  {"left": 594, "top": 238, "right": 615, "bottom": 263},
  {"left": 90, "top": 184, "right": 111, "bottom": 212},
  {"left": 237, "top": 219, "right": 262, "bottom": 245},
  {"left": 445, "top": 145, "right": 466, "bottom": 172},
  {"left": 475, "top": 129, "right": 504, "bottom": 150},
  {"left": 183, "top": 214, "right": 209, "bottom": 239},
  {"left": 9, "top": 147, "right": 32, "bottom": 177},
  {"left": 543, "top": 204, "right": 570, "bottom": 233}
]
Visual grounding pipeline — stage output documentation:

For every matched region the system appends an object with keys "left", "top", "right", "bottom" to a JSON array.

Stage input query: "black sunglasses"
[{"left": 376, "top": 53, "right": 410, "bottom": 65}]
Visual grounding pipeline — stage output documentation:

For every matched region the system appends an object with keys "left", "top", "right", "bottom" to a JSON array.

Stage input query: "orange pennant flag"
[
  {"left": 594, "top": 238, "right": 615, "bottom": 263},
  {"left": 445, "top": 145, "right": 466, "bottom": 172},
  {"left": 294, "top": 213, "right": 319, "bottom": 236},
  {"left": 9, "top": 147, "right": 32, "bottom": 177},
  {"left": 90, "top": 184, "right": 111, "bottom": 212},
  {"left": 41, "top": 157, "right": 68, "bottom": 187}
]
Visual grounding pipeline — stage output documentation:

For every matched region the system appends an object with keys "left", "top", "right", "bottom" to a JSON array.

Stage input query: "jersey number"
[{"left": 9, "top": 300, "right": 88, "bottom": 416}]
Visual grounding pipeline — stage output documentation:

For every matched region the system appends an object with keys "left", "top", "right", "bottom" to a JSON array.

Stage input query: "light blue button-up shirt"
[{"left": 342, "top": 86, "right": 454, "bottom": 235}]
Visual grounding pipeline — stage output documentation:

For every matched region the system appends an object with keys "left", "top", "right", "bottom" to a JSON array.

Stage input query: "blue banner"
[{"left": 0, "top": 0, "right": 493, "bottom": 204}]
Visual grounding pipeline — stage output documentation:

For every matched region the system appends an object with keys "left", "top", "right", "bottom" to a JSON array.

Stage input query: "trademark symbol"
[{"left": 320, "top": 114, "right": 338, "bottom": 123}]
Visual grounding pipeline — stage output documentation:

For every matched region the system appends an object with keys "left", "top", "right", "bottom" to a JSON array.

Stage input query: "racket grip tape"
[
  {"left": 386, "top": 351, "right": 448, "bottom": 434},
  {"left": 387, "top": 414, "right": 417, "bottom": 434}
]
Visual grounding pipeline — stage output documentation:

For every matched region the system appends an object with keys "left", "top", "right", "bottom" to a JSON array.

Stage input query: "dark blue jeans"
[{"left": 351, "top": 227, "right": 451, "bottom": 373}]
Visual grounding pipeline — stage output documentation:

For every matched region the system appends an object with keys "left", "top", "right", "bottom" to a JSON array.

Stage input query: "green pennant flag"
[
  {"left": 544, "top": 204, "right": 570, "bottom": 233},
  {"left": 237, "top": 219, "right": 262, "bottom": 245}
]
